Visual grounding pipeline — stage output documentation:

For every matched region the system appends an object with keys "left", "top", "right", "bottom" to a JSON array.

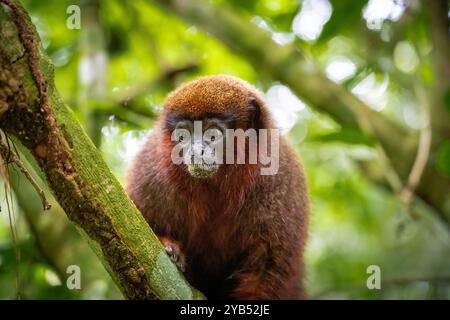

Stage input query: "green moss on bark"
[{"left": 0, "top": 0, "right": 204, "bottom": 300}]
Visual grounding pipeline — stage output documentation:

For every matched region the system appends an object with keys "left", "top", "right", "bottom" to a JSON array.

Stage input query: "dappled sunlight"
[
  {"left": 326, "top": 57, "right": 357, "bottom": 83},
  {"left": 351, "top": 73, "right": 389, "bottom": 111},
  {"left": 251, "top": 16, "right": 295, "bottom": 45},
  {"left": 394, "top": 41, "right": 420, "bottom": 74},
  {"left": 266, "top": 84, "right": 306, "bottom": 134},
  {"left": 101, "top": 119, "right": 149, "bottom": 178},
  {"left": 363, "top": 0, "right": 406, "bottom": 30},
  {"left": 292, "top": 0, "right": 332, "bottom": 41}
]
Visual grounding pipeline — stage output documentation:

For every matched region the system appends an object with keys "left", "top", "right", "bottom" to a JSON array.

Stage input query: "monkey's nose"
[{"left": 191, "top": 143, "right": 204, "bottom": 157}]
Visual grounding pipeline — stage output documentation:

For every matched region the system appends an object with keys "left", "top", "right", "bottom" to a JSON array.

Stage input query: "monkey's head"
[{"left": 161, "top": 75, "right": 272, "bottom": 179}]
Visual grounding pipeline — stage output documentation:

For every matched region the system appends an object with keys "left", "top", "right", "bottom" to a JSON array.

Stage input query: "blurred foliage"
[{"left": 1, "top": 0, "right": 450, "bottom": 299}]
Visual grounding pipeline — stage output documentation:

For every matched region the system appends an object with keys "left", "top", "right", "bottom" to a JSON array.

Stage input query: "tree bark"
[
  {"left": 0, "top": 0, "right": 203, "bottom": 300},
  {"left": 8, "top": 158, "right": 122, "bottom": 299}
]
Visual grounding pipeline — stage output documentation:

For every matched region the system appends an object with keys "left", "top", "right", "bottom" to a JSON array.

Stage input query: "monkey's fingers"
[
  {"left": 164, "top": 244, "right": 187, "bottom": 272},
  {"left": 159, "top": 236, "right": 187, "bottom": 272}
]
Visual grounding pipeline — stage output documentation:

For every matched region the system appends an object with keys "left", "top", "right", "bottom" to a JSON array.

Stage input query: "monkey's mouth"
[{"left": 187, "top": 163, "right": 219, "bottom": 179}]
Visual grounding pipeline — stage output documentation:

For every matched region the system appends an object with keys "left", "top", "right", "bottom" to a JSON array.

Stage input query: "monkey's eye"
[
  {"left": 204, "top": 127, "right": 223, "bottom": 143},
  {"left": 172, "top": 128, "right": 190, "bottom": 145}
]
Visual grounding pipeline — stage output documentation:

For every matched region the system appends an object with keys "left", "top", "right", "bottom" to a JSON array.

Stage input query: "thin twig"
[
  {"left": 0, "top": 135, "right": 51, "bottom": 211},
  {"left": 400, "top": 83, "right": 432, "bottom": 208},
  {"left": 338, "top": 87, "right": 405, "bottom": 193}
]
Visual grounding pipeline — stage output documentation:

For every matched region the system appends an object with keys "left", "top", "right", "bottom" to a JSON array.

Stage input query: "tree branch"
[
  {"left": 9, "top": 154, "right": 123, "bottom": 299},
  {"left": 0, "top": 0, "right": 203, "bottom": 300}
]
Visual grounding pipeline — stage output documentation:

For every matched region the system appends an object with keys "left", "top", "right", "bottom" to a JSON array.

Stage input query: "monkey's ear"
[{"left": 247, "top": 96, "right": 261, "bottom": 129}]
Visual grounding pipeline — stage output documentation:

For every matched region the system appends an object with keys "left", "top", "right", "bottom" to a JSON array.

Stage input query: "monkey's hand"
[{"left": 159, "top": 236, "right": 186, "bottom": 272}]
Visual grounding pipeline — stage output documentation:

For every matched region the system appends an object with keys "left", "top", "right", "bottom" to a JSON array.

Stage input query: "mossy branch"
[
  {"left": 7, "top": 154, "right": 122, "bottom": 299},
  {"left": 0, "top": 0, "right": 204, "bottom": 300}
]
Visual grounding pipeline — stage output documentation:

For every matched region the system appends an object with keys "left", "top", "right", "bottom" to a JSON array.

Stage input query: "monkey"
[{"left": 125, "top": 75, "right": 309, "bottom": 299}]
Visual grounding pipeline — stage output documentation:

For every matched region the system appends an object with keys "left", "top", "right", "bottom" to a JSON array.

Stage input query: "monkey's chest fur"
[
  {"left": 127, "top": 141, "right": 308, "bottom": 299},
  {"left": 162, "top": 181, "right": 252, "bottom": 290},
  {"left": 138, "top": 181, "right": 249, "bottom": 298}
]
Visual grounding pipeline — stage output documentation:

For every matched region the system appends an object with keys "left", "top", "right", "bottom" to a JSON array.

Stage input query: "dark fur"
[{"left": 126, "top": 75, "right": 309, "bottom": 299}]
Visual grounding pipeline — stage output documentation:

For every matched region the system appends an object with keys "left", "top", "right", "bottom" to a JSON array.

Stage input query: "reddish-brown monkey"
[{"left": 126, "top": 75, "right": 309, "bottom": 299}]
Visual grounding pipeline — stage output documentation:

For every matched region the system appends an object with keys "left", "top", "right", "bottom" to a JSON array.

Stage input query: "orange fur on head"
[{"left": 163, "top": 75, "right": 272, "bottom": 129}]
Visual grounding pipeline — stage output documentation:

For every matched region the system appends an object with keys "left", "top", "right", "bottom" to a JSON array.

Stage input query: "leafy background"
[{"left": 1, "top": 0, "right": 450, "bottom": 299}]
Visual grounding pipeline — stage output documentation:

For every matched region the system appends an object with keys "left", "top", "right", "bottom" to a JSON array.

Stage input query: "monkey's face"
[
  {"left": 168, "top": 116, "right": 230, "bottom": 179},
  {"left": 162, "top": 75, "right": 266, "bottom": 179}
]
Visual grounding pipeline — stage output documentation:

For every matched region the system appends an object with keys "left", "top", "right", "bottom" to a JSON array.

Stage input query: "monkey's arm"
[
  {"left": 231, "top": 165, "right": 308, "bottom": 300},
  {"left": 231, "top": 231, "right": 303, "bottom": 300}
]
